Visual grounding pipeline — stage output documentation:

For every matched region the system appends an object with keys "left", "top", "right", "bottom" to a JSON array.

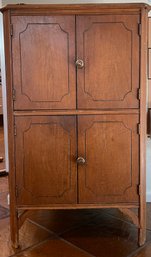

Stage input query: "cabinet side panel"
[
  {"left": 3, "top": 10, "right": 19, "bottom": 247},
  {"left": 139, "top": 7, "right": 148, "bottom": 246}
]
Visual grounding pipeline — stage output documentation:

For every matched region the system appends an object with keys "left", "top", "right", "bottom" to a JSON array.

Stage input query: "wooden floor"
[{"left": 0, "top": 125, "right": 151, "bottom": 257}]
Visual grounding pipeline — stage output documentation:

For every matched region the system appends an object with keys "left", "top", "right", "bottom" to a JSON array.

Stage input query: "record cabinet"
[{"left": 1, "top": 3, "right": 149, "bottom": 248}]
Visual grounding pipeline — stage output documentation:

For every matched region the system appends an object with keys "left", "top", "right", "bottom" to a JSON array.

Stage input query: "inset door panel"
[
  {"left": 78, "top": 115, "right": 139, "bottom": 203},
  {"left": 12, "top": 16, "right": 76, "bottom": 110},
  {"left": 15, "top": 116, "right": 77, "bottom": 205},
  {"left": 77, "top": 15, "right": 140, "bottom": 109}
]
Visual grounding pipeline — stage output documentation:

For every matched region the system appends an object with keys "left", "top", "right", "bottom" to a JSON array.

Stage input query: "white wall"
[
  {"left": 1, "top": 0, "right": 151, "bottom": 201},
  {"left": 147, "top": 138, "right": 151, "bottom": 201},
  {"left": 2, "top": 0, "right": 151, "bottom": 5},
  {"left": 0, "top": 0, "right": 9, "bottom": 172}
]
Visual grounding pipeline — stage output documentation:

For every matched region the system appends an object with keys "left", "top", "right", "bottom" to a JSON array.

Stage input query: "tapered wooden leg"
[
  {"left": 138, "top": 203, "right": 146, "bottom": 247},
  {"left": 139, "top": 228, "right": 146, "bottom": 247},
  {"left": 10, "top": 209, "right": 19, "bottom": 249}
]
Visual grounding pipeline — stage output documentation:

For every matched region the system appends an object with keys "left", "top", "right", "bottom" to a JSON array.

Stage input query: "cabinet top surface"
[{"left": 1, "top": 3, "right": 150, "bottom": 13}]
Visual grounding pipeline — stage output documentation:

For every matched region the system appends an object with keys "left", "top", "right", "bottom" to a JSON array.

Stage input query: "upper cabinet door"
[
  {"left": 12, "top": 16, "right": 76, "bottom": 110},
  {"left": 76, "top": 15, "right": 140, "bottom": 109}
]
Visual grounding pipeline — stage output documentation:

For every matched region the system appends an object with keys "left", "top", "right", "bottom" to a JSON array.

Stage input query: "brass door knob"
[
  {"left": 76, "top": 157, "right": 86, "bottom": 164},
  {"left": 75, "top": 59, "right": 84, "bottom": 69}
]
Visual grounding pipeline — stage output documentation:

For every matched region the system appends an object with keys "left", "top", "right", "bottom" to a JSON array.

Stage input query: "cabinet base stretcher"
[{"left": 10, "top": 205, "right": 146, "bottom": 249}]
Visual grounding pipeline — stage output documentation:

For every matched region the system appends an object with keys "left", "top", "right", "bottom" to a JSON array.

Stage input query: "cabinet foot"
[
  {"left": 139, "top": 228, "right": 146, "bottom": 246},
  {"left": 11, "top": 241, "right": 20, "bottom": 249},
  {"left": 10, "top": 210, "right": 19, "bottom": 250}
]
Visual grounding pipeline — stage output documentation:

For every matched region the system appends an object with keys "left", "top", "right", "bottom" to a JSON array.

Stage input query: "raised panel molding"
[
  {"left": 83, "top": 22, "right": 132, "bottom": 101},
  {"left": 19, "top": 23, "right": 70, "bottom": 103},
  {"left": 22, "top": 122, "right": 72, "bottom": 198},
  {"left": 83, "top": 121, "right": 132, "bottom": 196}
]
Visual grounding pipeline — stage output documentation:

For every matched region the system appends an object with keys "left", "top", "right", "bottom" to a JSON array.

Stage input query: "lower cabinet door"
[
  {"left": 78, "top": 115, "right": 139, "bottom": 204},
  {"left": 15, "top": 116, "right": 77, "bottom": 205}
]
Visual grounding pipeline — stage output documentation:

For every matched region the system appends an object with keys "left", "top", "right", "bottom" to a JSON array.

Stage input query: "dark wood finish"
[
  {"left": 12, "top": 16, "right": 76, "bottom": 110},
  {"left": 147, "top": 108, "right": 151, "bottom": 136},
  {"left": 1, "top": 3, "right": 148, "bottom": 248},
  {"left": 78, "top": 115, "right": 139, "bottom": 204},
  {"left": 15, "top": 116, "right": 77, "bottom": 205},
  {"left": 77, "top": 15, "right": 140, "bottom": 109}
]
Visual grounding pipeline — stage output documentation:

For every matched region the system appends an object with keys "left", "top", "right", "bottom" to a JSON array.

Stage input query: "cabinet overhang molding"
[{"left": 1, "top": 3, "right": 150, "bottom": 15}]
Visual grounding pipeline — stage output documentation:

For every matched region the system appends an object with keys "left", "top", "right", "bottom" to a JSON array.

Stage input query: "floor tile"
[
  {"left": 0, "top": 176, "right": 8, "bottom": 193},
  {"left": 0, "top": 204, "right": 9, "bottom": 219},
  {"left": 28, "top": 209, "right": 100, "bottom": 235},
  {"left": 0, "top": 191, "right": 9, "bottom": 209},
  {"left": 0, "top": 217, "right": 53, "bottom": 257},
  {"left": 61, "top": 210, "right": 151, "bottom": 257},
  {"left": 9, "top": 237, "right": 94, "bottom": 257},
  {"left": 131, "top": 243, "right": 151, "bottom": 257}
]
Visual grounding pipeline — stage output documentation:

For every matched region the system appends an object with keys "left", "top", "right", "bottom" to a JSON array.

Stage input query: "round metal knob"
[
  {"left": 0, "top": 157, "right": 4, "bottom": 163},
  {"left": 76, "top": 157, "right": 86, "bottom": 164},
  {"left": 75, "top": 59, "right": 84, "bottom": 69}
]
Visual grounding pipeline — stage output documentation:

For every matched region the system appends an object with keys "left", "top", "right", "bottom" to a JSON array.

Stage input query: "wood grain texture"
[
  {"left": 12, "top": 16, "right": 76, "bottom": 110},
  {"left": 1, "top": 175, "right": 151, "bottom": 257},
  {"left": 1, "top": 3, "right": 148, "bottom": 248},
  {"left": 148, "top": 81, "right": 151, "bottom": 108},
  {"left": 16, "top": 204, "right": 139, "bottom": 210},
  {"left": 15, "top": 116, "right": 77, "bottom": 205},
  {"left": 139, "top": 6, "right": 148, "bottom": 246},
  {"left": 13, "top": 109, "right": 140, "bottom": 116},
  {"left": 78, "top": 115, "right": 139, "bottom": 204},
  {"left": 118, "top": 208, "right": 139, "bottom": 227},
  {"left": 3, "top": 10, "right": 19, "bottom": 249},
  {"left": 77, "top": 15, "right": 140, "bottom": 109},
  {"left": 1, "top": 3, "right": 149, "bottom": 14},
  {"left": 148, "top": 18, "right": 151, "bottom": 48}
]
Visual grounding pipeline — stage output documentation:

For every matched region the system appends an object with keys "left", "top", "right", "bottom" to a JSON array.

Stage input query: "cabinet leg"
[
  {"left": 10, "top": 210, "right": 19, "bottom": 249},
  {"left": 139, "top": 228, "right": 146, "bottom": 247}
]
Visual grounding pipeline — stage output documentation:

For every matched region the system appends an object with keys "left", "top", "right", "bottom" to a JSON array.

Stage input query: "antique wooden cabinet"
[{"left": 1, "top": 3, "right": 149, "bottom": 248}]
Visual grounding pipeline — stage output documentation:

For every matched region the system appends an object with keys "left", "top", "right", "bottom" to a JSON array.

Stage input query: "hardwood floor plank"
[
  {"left": 9, "top": 238, "right": 95, "bottom": 257},
  {"left": 133, "top": 243, "right": 151, "bottom": 257}
]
